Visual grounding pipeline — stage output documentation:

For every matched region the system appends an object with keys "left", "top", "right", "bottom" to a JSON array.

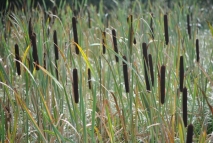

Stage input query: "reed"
[
  {"left": 142, "top": 43, "right": 150, "bottom": 91},
  {"left": 183, "top": 87, "right": 187, "bottom": 127},
  {"left": 122, "top": 56, "right": 129, "bottom": 93},
  {"left": 148, "top": 54, "right": 154, "bottom": 86},
  {"left": 179, "top": 56, "right": 184, "bottom": 92},
  {"left": 187, "top": 14, "right": 191, "bottom": 39},
  {"left": 196, "top": 39, "right": 199, "bottom": 62},
  {"left": 164, "top": 14, "right": 169, "bottom": 45},
  {"left": 112, "top": 29, "right": 119, "bottom": 62},
  {"left": 72, "top": 17, "right": 79, "bottom": 54},
  {"left": 186, "top": 124, "right": 193, "bottom": 143},
  {"left": 73, "top": 68, "right": 79, "bottom": 103},
  {"left": 15, "top": 44, "right": 21, "bottom": 75},
  {"left": 160, "top": 65, "right": 166, "bottom": 104},
  {"left": 31, "top": 33, "right": 39, "bottom": 70}
]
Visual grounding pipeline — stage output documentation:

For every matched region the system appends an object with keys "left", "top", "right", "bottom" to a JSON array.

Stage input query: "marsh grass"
[{"left": 0, "top": 0, "right": 213, "bottom": 142}]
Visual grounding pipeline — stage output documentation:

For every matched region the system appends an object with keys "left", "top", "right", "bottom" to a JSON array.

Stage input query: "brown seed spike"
[
  {"left": 112, "top": 29, "right": 119, "bottom": 62},
  {"left": 180, "top": 56, "right": 184, "bottom": 92},
  {"left": 88, "top": 68, "right": 92, "bottom": 89},
  {"left": 73, "top": 68, "right": 79, "bottom": 103},
  {"left": 148, "top": 54, "right": 154, "bottom": 86},
  {"left": 183, "top": 87, "right": 187, "bottom": 127},
  {"left": 15, "top": 44, "right": 21, "bottom": 75},
  {"left": 102, "top": 31, "right": 106, "bottom": 54},
  {"left": 142, "top": 43, "right": 150, "bottom": 91},
  {"left": 28, "top": 18, "right": 33, "bottom": 42},
  {"left": 150, "top": 13, "right": 154, "bottom": 39},
  {"left": 72, "top": 17, "right": 79, "bottom": 54},
  {"left": 186, "top": 124, "right": 193, "bottom": 143},
  {"left": 160, "top": 65, "right": 166, "bottom": 104},
  {"left": 53, "top": 30, "right": 59, "bottom": 60},
  {"left": 187, "top": 14, "right": 191, "bottom": 39},
  {"left": 31, "top": 33, "right": 39, "bottom": 70},
  {"left": 164, "top": 14, "right": 169, "bottom": 45},
  {"left": 122, "top": 56, "right": 129, "bottom": 93},
  {"left": 87, "top": 8, "right": 91, "bottom": 28},
  {"left": 196, "top": 39, "right": 199, "bottom": 62}
]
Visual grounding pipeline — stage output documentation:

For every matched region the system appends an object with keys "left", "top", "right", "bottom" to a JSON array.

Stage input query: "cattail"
[
  {"left": 53, "top": 30, "right": 59, "bottom": 60},
  {"left": 15, "top": 44, "right": 21, "bottom": 75},
  {"left": 55, "top": 61, "right": 58, "bottom": 80},
  {"left": 102, "top": 31, "right": 106, "bottom": 54},
  {"left": 28, "top": 18, "right": 33, "bottom": 42},
  {"left": 112, "top": 29, "right": 119, "bottom": 62},
  {"left": 164, "top": 14, "right": 169, "bottom": 45},
  {"left": 72, "top": 17, "right": 79, "bottom": 54},
  {"left": 73, "top": 68, "right": 79, "bottom": 103},
  {"left": 122, "top": 56, "right": 129, "bottom": 93},
  {"left": 179, "top": 56, "right": 184, "bottom": 92},
  {"left": 160, "top": 65, "right": 166, "bottom": 104},
  {"left": 87, "top": 8, "right": 91, "bottom": 28},
  {"left": 142, "top": 43, "right": 150, "bottom": 91},
  {"left": 31, "top": 33, "right": 39, "bottom": 70},
  {"left": 127, "top": 15, "right": 136, "bottom": 45},
  {"left": 183, "top": 87, "right": 187, "bottom": 127},
  {"left": 52, "top": 6, "right": 57, "bottom": 24},
  {"left": 88, "top": 68, "right": 91, "bottom": 89},
  {"left": 150, "top": 13, "right": 154, "bottom": 39},
  {"left": 133, "top": 37, "right": 136, "bottom": 44},
  {"left": 148, "top": 54, "right": 154, "bottom": 86},
  {"left": 186, "top": 124, "right": 193, "bottom": 143},
  {"left": 43, "top": 53, "right": 46, "bottom": 69},
  {"left": 196, "top": 39, "right": 199, "bottom": 62},
  {"left": 187, "top": 14, "right": 191, "bottom": 39}
]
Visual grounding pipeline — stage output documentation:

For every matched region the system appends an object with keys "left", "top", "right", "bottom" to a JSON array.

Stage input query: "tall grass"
[{"left": 0, "top": 0, "right": 213, "bottom": 142}]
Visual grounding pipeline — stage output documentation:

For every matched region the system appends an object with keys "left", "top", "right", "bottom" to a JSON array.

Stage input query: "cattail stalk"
[
  {"left": 31, "top": 33, "right": 39, "bottom": 70},
  {"left": 187, "top": 14, "right": 191, "bottom": 39},
  {"left": 183, "top": 87, "right": 187, "bottom": 127},
  {"left": 160, "top": 65, "right": 166, "bottom": 104},
  {"left": 15, "top": 44, "right": 21, "bottom": 75},
  {"left": 196, "top": 39, "right": 199, "bottom": 62},
  {"left": 186, "top": 124, "right": 193, "bottom": 143},
  {"left": 88, "top": 68, "right": 91, "bottom": 89},
  {"left": 73, "top": 68, "right": 79, "bottom": 103},
  {"left": 53, "top": 30, "right": 59, "bottom": 60},
  {"left": 148, "top": 54, "right": 154, "bottom": 86},
  {"left": 112, "top": 29, "right": 119, "bottom": 62},
  {"left": 102, "top": 31, "right": 106, "bottom": 54},
  {"left": 72, "top": 17, "right": 79, "bottom": 54},
  {"left": 142, "top": 43, "right": 150, "bottom": 91},
  {"left": 164, "top": 14, "right": 169, "bottom": 45},
  {"left": 180, "top": 56, "right": 184, "bottom": 92},
  {"left": 123, "top": 56, "right": 129, "bottom": 93}
]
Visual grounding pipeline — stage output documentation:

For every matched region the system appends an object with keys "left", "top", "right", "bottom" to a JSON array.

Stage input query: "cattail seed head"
[
  {"left": 133, "top": 37, "right": 136, "bottom": 44},
  {"left": 150, "top": 13, "right": 154, "bottom": 39},
  {"left": 31, "top": 33, "right": 39, "bottom": 70},
  {"left": 160, "top": 65, "right": 166, "bottom": 104},
  {"left": 122, "top": 56, "right": 129, "bottom": 93},
  {"left": 164, "top": 14, "right": 169, "bottom": 45},
  {"left": 183, "top": 87, "right": 187, "bottom": 127},
  {"left": 15, "top": 44, "right": 21, "bottom": 75},
  {"left": 102, "top": 31, "right": 106, "bottom": 54},
  {"left": 53, "top": 30, "right": 59, "bottom": 60},
  {"left": 112, "top": 29, "right": 119, "bottom": 62},
  {"left": 43, "top": 53, "right": 46, "bottom": 69},
  {"left": 196, "top": 39, "right": 199, "bottom": 62},
  {"left": 28, "top": 18, "right": 33, "bottom": 42},
  {"left": 87, "top": 8, "right": 91, "bottom": 28},
  {"left": 148, "top": 54, "right": 154, "bottom": 86},
  {"left": 180, "top": 56, "right": 184, "bottom": 92},
  {"left": 88, "top": 68, "right": 91, "bottom": 89},
  {"left": 73, "top": 68, "right": 79, "bottom": 103},
  {"left": 186, "top": 124, "right": 193, "bottom": 143},
  {"left": 72, "top": 17, "right": 79, "bottom": 54},
  {"left": 187, "top": 14, "right": 191, "bottom": 39},
  {"left": 142, "top": 43, "right": 150, "bottom": 91}
]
